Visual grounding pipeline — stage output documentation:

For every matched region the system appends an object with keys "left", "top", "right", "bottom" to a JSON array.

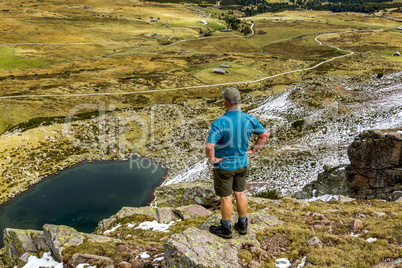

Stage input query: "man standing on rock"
[{"left": 206, "top": 87, "right": 269, "bottom": 238}]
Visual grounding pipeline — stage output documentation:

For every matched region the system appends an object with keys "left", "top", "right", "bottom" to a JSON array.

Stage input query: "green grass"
[
  {"left": 3, "top": 17, "right": 173, "bottom": 46},
  {"left": 249, "top": 198, "right": 402, "bottom": 267},
  {"left": 194, "top": 63, "right": 263, "bottom": 84},
  {"left": 0, "top": 47, "right": 49, "bottom": 70},
  {"left": 207, "top": 21, "right": 226, "bottom": 30},
  {"left": 263, "top": 34, "right": 347, "bottom": 60},
  {"left": 203, "top": 8, "right": 243, "bottom": 19},
  {"left": 250, "top": 20, "right": 354, "bottom": 47},
  {"left": 381, "top": 53, "right": 402, "bottom": 62},
  {"left": 173, "top": 36, "right": 261, "bottom": 53}
]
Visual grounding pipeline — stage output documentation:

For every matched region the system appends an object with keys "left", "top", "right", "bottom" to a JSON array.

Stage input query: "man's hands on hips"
[
  {"left": 247, "top": 131, "right": 270, "bottom": 155},
  {"left": 246, "top": 149, "right": 254, "bottom": 155},
  {"left": 209, "top": 157, "right": 223, "bottom": 166}
]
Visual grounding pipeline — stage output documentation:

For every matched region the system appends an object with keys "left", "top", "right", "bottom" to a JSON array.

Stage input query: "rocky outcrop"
[
  {"left": 295, "top": 129, "right": 402, "bottom": 200},
  {"left": 347, "top": 130, "right": 402, "bottom": 200},
  {"left": 154, "top": 179, "right": 220, "bottom": 209},
  {"left": 3, "top": 229, "right": 51, "bottom": 266},
  {"left": 164, "top": 208, "right": 283, "bottom": 268},
  {"left": 4, "top": 224, "right": 120, "bottom": 266},
  {"left": 43, "top": 224, "right": 87, "bottom": 262},
  {"left": 294, "top": 165, "right": 351, "bottom": 199}
]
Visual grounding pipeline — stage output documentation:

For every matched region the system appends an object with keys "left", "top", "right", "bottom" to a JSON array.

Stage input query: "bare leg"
[
  {"left": 220, "top": 195, "right": 233, "bottom": 221},
  {"left": 233, "top": 191, "right": 248, "bottom": 218}
]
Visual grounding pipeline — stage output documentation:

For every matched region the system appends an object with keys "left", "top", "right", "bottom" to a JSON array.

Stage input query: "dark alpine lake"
[{"left": 0, "top": 159, "right": 165, "bottom": 246}]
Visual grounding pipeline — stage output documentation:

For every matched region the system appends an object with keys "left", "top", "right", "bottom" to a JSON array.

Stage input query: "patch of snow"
[
  {"left": 351, "top": 232, "right": 360, "bottom": 237},
  {"left": 297, "top": 256, "right": 307, "bottom": 268},
  {"left": 366, "top": 237, "right": 377, "bottom": 243},
  {"left": 103, "top": 223, "right": 122, "bottom": 234},
  {"left": 153, "top": 256, "right": 164, "bottom": 262},
  {"left": 308, "top": 194, "right": 339, "bottom": 202},
  {"left": 162, "top": 72, "right": 402, "bottom": 196},
  {"left": 250, "top": 89, "right": 303, "bottom": 121},
  {"left": 130, "top": 220, "right": 177, "bottom": 232},
  {"left": 76, "top": 264, "right": 96, "bottom": 268},
  {"left": 275, "top": 257, "right": 292, "bottom": 268},
  {"left": 127, "top": 222, "right": 136, "bottom": 228},
  {"left": 312, "top": 189, "right": 317, "bottom": 198},
  {"left": 139, "top": 252, "right": 150, "bottom": 258},
  {"left": 22, "top": 252, "right": 63, "bottom": 268},
  {"left": 398, "top": 131, "right": 402, "bottom": 134},
  {"left": 163, "top": 159, "right": 209, "bottom": 186}
]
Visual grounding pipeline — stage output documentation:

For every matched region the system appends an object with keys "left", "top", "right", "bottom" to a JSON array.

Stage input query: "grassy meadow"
[
  {"left": 0, "top": 46, "right": 50, "bottom": 70},
  {"left": 194, "top": 63, "right": 263, "bottom": 84}
]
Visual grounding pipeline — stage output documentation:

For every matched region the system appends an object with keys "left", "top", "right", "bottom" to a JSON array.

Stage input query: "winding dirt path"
[
  {"left": 246, "top": 22, "right": 255, "bottom": 38},
  {"left": 0, "top": 25, "right": 393, "bottom": 99}
]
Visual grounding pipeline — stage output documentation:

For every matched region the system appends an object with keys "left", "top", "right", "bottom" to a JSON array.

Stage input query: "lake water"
[{"left": 0, "top": 159, "right": 165, "bottom": 246}]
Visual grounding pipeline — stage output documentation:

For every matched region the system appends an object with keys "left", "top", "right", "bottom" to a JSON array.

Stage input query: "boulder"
[
  {"left": 3, "top": 229, "right": 51, "bottom": 267},
  {"left": 118, "top": 261, "right": 132, "bottom": 268},
  {"left": 350, "top": 219, "right": 363, "bottom": 230},
  {"left": 346, "top": 130, "right": 402, "bottom": 199},
  {"left": 43, "top": 224, "right": 120, "bottom": 262},
  {"left": 155, "top": 179, "right": 220, "bottom": 209},
  {"left": 307, "top": 236, "right": 323, "bottom": 248},
  {"left": 164, "top": 209, "right": 283, "bottom": 268},
  {"left": 173, "top": 205, "right": 213, "bottom": 220},
  {"left": 348, "top": 130, "right": 402, "bottom": 169},
  {"left": 43, "top": 224, "right": 88, "bottom": 262},
  {"left": 96, "top": 206, "right": 157, "bottom": 232},
  {"left": 156, "top": 207, "right": 180, "bottom": 223},
  {"left": 391, "top": 191, "right": 402, "bottom": 201}
]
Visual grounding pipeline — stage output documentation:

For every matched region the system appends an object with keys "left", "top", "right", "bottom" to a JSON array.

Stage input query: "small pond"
[{"left": 0, "top": 158, "right": 166, "bottom": 246}]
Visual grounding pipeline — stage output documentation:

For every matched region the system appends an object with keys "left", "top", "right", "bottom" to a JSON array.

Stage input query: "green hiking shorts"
[{"left": 212, "top": 165, "right": 249, "bottom": 197}]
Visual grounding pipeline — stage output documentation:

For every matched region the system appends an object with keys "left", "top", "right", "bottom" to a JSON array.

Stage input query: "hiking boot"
[
  {"left": 209, "top": 220, "right": 232, "bottom": 239},
  {"left": 234, "top": 218, "right": 248, "bottom": 235}
]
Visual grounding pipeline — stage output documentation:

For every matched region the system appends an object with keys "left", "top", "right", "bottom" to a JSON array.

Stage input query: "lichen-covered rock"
[
  {"left": 155, "top": 179, "right": 219, "bottom": 208},
  {"left": 307, "top": 236, "right": 323, "bottom": 248},
  {"left": 95, "top": 206, "right": 156, "bottom": 232},
  {"left": 164, "top": 227, "right": 241, "bottom": 268},
  {"left": 43, "top": 224, "right": 120, "bottom": 262},
  {"left": 164, "top": 209, "right": 283, "bottom": 267},
  {"left": 43, "top": 224, "right": 87, "bottom": 262},
  {"left": 3, "top": 228, "right": 50, "bottom": 267},
  {"left": 199, "top": 208, "right": 284, "bottom": 247},
  {"left": 173, "top": 205, "right": 212, "bottom": 220},
  {"left": 156, "top": 207, "right": 180, "bottom": 223}
]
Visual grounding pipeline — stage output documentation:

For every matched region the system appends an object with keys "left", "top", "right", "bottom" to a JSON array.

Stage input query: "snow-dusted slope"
[{"left": 164, "top": 72, "right": 402, "bottom": 195}]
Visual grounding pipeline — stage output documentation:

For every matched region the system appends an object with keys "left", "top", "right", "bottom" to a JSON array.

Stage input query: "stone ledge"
[{"left": 164, "top": 209, "right": 283, "bottom": 268}]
